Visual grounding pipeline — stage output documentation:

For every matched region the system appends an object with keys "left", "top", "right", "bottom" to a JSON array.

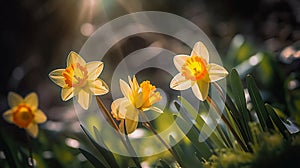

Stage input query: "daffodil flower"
[
  {"left": 170, "top": 41, "right": 228, "bottom": 101},
  {"left": 49, "top": 51, "right": 109, "bottom": 110},
  {"left": 2, "top": 92, "right": 47, "bottom": 138},
  {"left": 111, "top": 76, "right": 162, "bottom": 134}
]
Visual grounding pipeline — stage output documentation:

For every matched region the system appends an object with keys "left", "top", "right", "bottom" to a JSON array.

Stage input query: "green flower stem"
[
  {"left": 140, "top": 112, "right": 181, "bottom": 167},
  {"left": 26, "top": 134, "right": 34, "bottom": 168},
  {"left": 96, "top": 96, "right": 142, "bottom": 168},
  {"left": 206, "top": 96, "right": 248, "bottom": 151},
  {"left": 123, "top": 121, "right": 143, "bottom": 168}
]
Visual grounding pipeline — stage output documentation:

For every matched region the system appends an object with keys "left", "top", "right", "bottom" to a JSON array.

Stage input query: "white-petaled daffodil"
[{"left": 170, "top": 41, "right": 228, "bottom": 101}]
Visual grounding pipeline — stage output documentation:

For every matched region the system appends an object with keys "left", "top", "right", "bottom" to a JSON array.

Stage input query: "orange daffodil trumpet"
[
  {"left": 3, "top": 92, "right": 47, "bottom": 138},
  {"left": 111, "top": 76, "right": 162, "bottom": 134},
  {"left": 49, "top": 51, "right": 109, "bottom": 110},
  {"left": 170, "top": 41, "right": 228, "bottom": 101}
]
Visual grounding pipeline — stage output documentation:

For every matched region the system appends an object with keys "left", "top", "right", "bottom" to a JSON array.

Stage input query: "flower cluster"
[{"left": 2, "top": 41, "right": 228, "bottom": 137}]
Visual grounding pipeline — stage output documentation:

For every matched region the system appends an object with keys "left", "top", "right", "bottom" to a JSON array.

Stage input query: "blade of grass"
[
  {"left": 79, "top": 148, "right": 108, "bottom": 168},
  {"left": 246, "top": 75, "right": 274, "bottom": 131},
  {"left": 230, "top": 69, "right": 252, "bottom": 143},
  {"left": 0, "top": 129, "right": 19, "bottom": 168},
  {"left": 265, "top": 104, "right": 291, "bottom": 140},
  {"left": 80, "top": 125, "right": 116, "bottom": 168},
  {"left": 92, "top": 126, "right": 120, "bottom": 168},
  {"left": 177, "top": 97, "right": 225, "bottom": 148},
  {"left": 159, "top": 159, "right": 171, "bottom": 168},
  {"left": 169, "top": 135, "right": 187, "bottom": 167},
  {"left": 175, "top": 116, "right": 213, "bottom": 159}
]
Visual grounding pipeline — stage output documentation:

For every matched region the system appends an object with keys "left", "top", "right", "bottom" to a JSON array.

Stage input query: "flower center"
[
  {"left": 13, "top": 104, "right": 34, "bottom": 128},
  {"left": 181, "top": 56, "right": 208, "bottom": 81},
  {"left": 62, "top": 63, "right": 88, "bottom": 87},
  {"left": 140, "top": 81, "right": 161, "bottom": 109}
]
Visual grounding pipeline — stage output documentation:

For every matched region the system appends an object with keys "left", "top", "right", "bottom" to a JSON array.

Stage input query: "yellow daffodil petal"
[
  {"left": 26, "top": 123, "right": 38, "bottom": 138},
  {"left": 191, "top": 41, "right": 209, "bottom": 62},
  {"left": 8, "top": 92, "right": 23, "bottom": 108},
  {"left": 149, "top": 106, "right": 163, "bottom": 113},
  {"left": 131, "top": 76, "right": 139, "bottom": 93},
  {"left": 34, "top": 110, "right": 47, "bottom": 123},
  {"left": 90, "top": 79, "right": 109, "bottom": 95},
  {"left": 86, "top": 61, "right": 104, "bottom": 80},
  {"left": 120, "top": 108, "right": 139, "bottom": 134},
  {"left": 3, "top": 110, "right": 13, "bottom": 123},
  {"left": 111, "top": 98, "right": 127, "bottom": 120},
  {"left": 61, "top": 87, "right": 74, "bottom": 101},
  {"left": 124, "top": 104, "right": 139, "bottom": 121},
  {"left": 192, "top": 81, "right": 209, "bottom": 101},
  {"left": 48, "top": 69, "right": 66, "bottom": 87},
  {"left": 173, "top": 55, "right": 190, "bottom": 71},
  {"left": 24, "top": 92, "right": 38, "bottom": 111},
  {"left": 208, "top": 63, "right": 229, "bottom": 82},
  {"left": 67, "top": 51, "right": 86, "bottom": 67},
  {"left": 135, "top": 92, "right": 144, "bottom": 109},
  {"left": 170, "top": 73, "right": 193, "bottom": 90},
  {"left": 77, "top": 90, "right": 91, "bottom": 110},
  {"left": 124, "top": 119, "right": 138, "bottom": 134},
  {"left": 120, "top": 79, "right": 132, "bottom": 100}
]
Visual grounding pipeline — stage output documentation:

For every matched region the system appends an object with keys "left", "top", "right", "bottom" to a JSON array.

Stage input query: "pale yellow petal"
[
  {"left": 67, "top": 51, "right": 86, "bottom": 66},
  {"left": 191, "top": 41, "right": 209, "bottom": 62},
  {"left": 26, "top": 123, "right": 39, "bottom": 138},
  {"left": 208, "top": 63, "right": 228, "bottom": 82},
  {"left": 111, "top": 98, "right": 127, "bottom": 120},
  {"left": 77, "top": 90, "right": 91, "bottom": 110},
  {"left": 34, "top": 110, "right": 47, "bottom": 123},
  {"left": 61, "top": 87, "right": 74, "bottom": 101},
  {"left": 129, "top": 75, "right": 139, "bottom": 92},
  {"left": 149, "top": 106, "right": 163, "bottom": 113},
  {"left": 124, "top": 104, "right": 139, "bottom": 121},
  {"left": 3, "top": 110, "right": 13, "bottom": 123},
  {"left": 48, "top": 69, "right": 66, "bottom": 87},
  {"left": 170, "top": 73, "right": 192, "bottom": 90},
  {"left": 119, "top": 120, "right": 126, "bottom": 133},
  {"left": 135, "top": 92, "right": 144, "bottom": 109},
  {"left": 86, "top": 61, "right": 104, "bottom": 80},
  {"left": 124, "top": 119, "right": 138, "bottom": 134},
  {"left": 192, "top": 81, "right": 209, "bottom": 101},
  {"left": 173, "top": 55, "right": 190, "bottom": 71},
  {"left": 24, "top": 92, "right": 38, "bottom": 110},
  {"left": 8, "top": 92, "right": 23, "bottom": 108},
  {"left": 119, "top": 109, "right": 139, "bottom": 134},
  {"left": 120, "top": 79, "right": 131, "bottom": 100},
  {"left": 89, "top": 79, "right": 109, "bottom": 95}
]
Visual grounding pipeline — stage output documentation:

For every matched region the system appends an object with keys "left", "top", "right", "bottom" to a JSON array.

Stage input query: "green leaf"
[
  {"left": 169, "top": 135, "right": 186, "bottom": 168},
  {"left": 92, "top": 126, "right": 120, "bottom": 168},
  {"left": 174, "top": 98, "right": 225, "bottom": 148},
  {"left": 176, "top": 97, "right": 226, "bottom": 148},
  {"left": 265, "top": 104, "right": 290, "bottom": 139},
  {"left": 79, "top": 148, "right": 108, "bottom": 168},
  {"left": 0, "top": 128, "right": 20, "bottom": 168},
  {"left": 230, "top": 69, "right": 252, "bottom": 143},
  {"left": 159, "top": 159, "right": 171, "bottom": 168},
  {"left": 246, "top": 75, "right": 274, "bottom": 131},
  {"left": 81, "top": 125, "right": 119, "bottom": 168},
  {"left": 175, "top": 116, "right": 212, "bottom": 159}
]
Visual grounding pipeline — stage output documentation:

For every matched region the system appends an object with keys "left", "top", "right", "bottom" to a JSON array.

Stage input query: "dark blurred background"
[{"left": 1, "top": 0, "right": 300, "bottom": 145}]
